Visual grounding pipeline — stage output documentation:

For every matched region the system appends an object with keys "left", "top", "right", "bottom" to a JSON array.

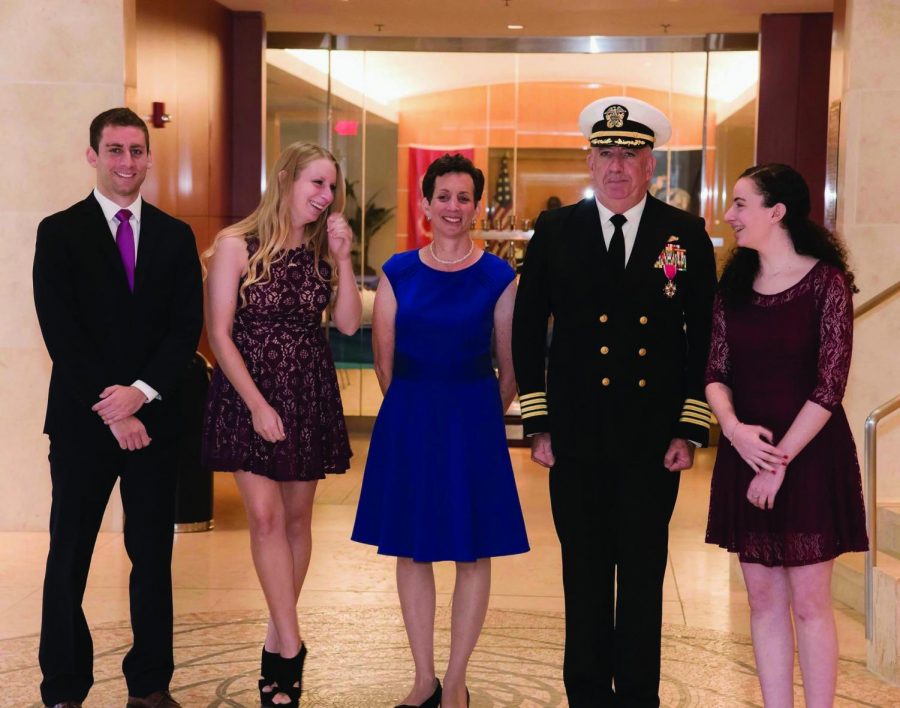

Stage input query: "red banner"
[{"left": 407, "top": 146, "right": 475, "bottom": 250}]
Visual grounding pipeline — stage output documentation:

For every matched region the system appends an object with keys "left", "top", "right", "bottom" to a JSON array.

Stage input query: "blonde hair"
[{"left": 203, "top": 142, "right": 346, "bottom": 307}]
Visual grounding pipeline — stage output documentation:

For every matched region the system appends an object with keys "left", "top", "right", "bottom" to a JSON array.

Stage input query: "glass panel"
[
  {"left": 266, "top": 49, "right": 329, "bottom": 179},
  {"left": 266, "top": 43, "right": 759, "bottom": 414},
  {"left": 704, "top": 50, "right": 759, "bottom": 269}
]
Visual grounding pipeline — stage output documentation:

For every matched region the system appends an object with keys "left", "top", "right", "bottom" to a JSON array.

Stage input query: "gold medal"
[
  {"left": 664, "top": 279, "right": 677, "bottom": 298},
  {"left": 655, "top": 241, "right": 686, "bottom": 299}
]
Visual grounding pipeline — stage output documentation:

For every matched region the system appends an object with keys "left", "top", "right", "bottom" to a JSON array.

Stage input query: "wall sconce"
[{"left": 148, "top": 102, "right": 172, "bottom": 128}]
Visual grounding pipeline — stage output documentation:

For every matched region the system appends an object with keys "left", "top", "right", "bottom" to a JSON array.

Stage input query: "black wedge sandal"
[
  {"left": 273, "top": 643, "right": 307, "bottom": 707},
  {"left": 258, "top": 646, "right": 279, "bottom": 706}
]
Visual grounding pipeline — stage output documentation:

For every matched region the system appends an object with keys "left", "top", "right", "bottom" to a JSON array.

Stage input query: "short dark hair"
[
  {"left": 421, "top": 154, "right": 485, "bottom": 202},
  {"left": 89, "top": 107, "right": 150, "bottom": 153}
]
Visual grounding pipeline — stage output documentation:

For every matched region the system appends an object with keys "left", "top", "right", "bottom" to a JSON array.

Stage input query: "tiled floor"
[{"left": 1, "top": 431, "right": 894, "bottom": 706}]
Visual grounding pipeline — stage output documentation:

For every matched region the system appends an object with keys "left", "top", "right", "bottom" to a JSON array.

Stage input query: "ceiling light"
[{"left": 507, "top": 24, "right": 524, "bottom": 30}]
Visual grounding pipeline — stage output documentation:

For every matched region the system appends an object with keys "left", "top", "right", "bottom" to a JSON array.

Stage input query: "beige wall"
[
  {"left": 0, "top": 1, "right": 128, "bottom": 530},
  {"left": 834, "top": 0, "right": 900, "bottom": 498}
]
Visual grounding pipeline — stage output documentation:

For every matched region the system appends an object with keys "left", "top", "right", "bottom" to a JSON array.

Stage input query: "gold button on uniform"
[
  {"left": 638, "top": 379, "right": 647, "bottom": 387},
  {"left": 599, "top": 314, "right": 609, "bottom": 323},
  {"left": 601, "top": 377, "right": 611, "bottom": 386},
  {"left": 600, "top": 346, "right": 609, "bottom": 355},
  {"left": 638, "top": 348, "right": 647, "bottom": 356},
  {"left": 639, "top": 316, "right": 648, "bottom": 324}
]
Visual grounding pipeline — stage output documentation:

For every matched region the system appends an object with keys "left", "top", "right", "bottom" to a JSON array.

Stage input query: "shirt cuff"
[
  {"left": 132, "top": 380, "right": 160, "bottom": 402},
  {"left": 688, "top": 439, "right": 701, "bottom": 447}
]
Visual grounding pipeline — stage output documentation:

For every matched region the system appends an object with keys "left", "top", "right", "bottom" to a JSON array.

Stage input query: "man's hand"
[
  {"left": 109, "top": 415, "right": 152, "bottom": 451},
  {"left": 663, "top": 437, "right": 695, "bottom": 471},
  {"left": 531, "top": 432, "right": 556, "bottom": 468},
  {"left": 92, "top": 385, "right": 147, "bottom": 425}
]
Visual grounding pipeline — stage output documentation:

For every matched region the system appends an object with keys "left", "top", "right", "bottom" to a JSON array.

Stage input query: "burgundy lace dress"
[
  {"left": 201, "top": 238, "right": 351, "bottom": 481},
  {"left": 705, "top": 261, "right": 868, "bottom": 566}
]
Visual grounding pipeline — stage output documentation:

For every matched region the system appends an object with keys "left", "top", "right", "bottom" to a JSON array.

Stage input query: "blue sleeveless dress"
[{"left": 352, "top": 250, "right": 530, "bottom": 562}]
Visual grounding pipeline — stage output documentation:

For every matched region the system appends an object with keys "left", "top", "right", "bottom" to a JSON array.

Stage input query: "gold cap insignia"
[{"left": 604, "top": 105, "right": 626, "bottom": 129}]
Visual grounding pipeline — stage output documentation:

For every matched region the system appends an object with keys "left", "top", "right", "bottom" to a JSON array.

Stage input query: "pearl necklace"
[{"left": 430, "top": 239, "right": 474, "bottom": 265}]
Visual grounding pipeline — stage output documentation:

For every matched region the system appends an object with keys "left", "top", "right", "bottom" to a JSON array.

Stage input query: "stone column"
[
  {"left": 0, "top": 0, "right": 127, "bottom": 530},
  {"left": 832, "top": 0, "right": 900, "bottom": 682},
  {"left": 834, "top": 0, "right": 900, "bottom": 496}
]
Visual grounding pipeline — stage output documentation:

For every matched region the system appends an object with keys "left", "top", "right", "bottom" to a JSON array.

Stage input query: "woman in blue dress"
[{"left": 352, "top": 154, "right": 529, "bottom": 708}]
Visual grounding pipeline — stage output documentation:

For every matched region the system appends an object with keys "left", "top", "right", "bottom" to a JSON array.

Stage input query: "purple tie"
[{"left": 115, "top": 209, "right": 135, "bottom": 291}]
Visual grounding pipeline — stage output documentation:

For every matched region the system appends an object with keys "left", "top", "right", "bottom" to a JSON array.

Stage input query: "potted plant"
[{"left": 345, "top": 179, "right": 396, "bottom": 278}]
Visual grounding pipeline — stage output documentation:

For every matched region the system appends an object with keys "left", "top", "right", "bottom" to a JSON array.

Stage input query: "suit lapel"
[
  {"left": 81, "top": 194, "right": 133, "bottom": 295},
  {"left": 133, "top": 200, "right": 156, "bottom": 294},
  {"left": 624, "top": 194, "right": 669, "bottom": 287}
]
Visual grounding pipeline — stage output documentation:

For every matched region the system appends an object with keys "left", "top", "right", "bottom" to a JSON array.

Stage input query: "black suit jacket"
[
  {"left": 33, "top": 193, "right": 203, "bottom": 448},
  {"left": 512, "top": 194, "right": 717, "bottom": 461}
]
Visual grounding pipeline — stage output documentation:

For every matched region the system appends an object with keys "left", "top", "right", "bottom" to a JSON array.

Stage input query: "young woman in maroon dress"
[
  {"left": 705, "top": 164, "right": 867, "bottom": 707},
  {"left": 201, "top": 143, "right": 361, "bottom": 707}
]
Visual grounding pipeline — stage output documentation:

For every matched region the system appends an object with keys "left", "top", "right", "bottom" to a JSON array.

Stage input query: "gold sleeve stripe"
[
  {"left": 681, "top": 410, "right": 710, "bottom": 422},
  {"left": 520, "top": 402, "right": 548, "bottom": 412},
  {"left": 683, "top": 404, "right": 711, "bottom": 419},
  {"left": 680, "top": 414, "right": 711, "bottom": 429},
  {"left": 685, "top": 398, "right": 711, "bottom": 410},
  {"left": 521, "top": 410, "right": 549, "bottom": 420},
  {"left": 519, "top": 392, "right": 547, "bottom": 402}
]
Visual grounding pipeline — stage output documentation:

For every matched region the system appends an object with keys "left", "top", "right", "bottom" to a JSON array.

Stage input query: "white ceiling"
[{"left": 218, "top": 0, "right": 832, "bottom": 37}]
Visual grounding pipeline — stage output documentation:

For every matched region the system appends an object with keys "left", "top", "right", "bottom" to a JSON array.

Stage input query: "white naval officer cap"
[{"left": 578, "top": 96, "right": 672, "bottom": 149}]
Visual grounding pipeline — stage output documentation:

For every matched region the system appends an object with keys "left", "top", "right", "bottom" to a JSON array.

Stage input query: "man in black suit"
[
  {"left": 33, "top": 108, "right": 203, "bottom": 708},
  {"left": 512, "top": 97, "right": 717, "bottom": 707}
]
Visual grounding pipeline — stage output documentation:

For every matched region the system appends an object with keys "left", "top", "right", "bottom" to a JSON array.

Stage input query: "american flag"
[{"left": 492, "top": 153, "right": 512, "bottom": 228}]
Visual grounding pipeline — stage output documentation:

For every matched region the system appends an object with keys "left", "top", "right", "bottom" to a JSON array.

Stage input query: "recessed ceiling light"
[{"left": 507, "top": 24, "right": 524, "bottom": 30}]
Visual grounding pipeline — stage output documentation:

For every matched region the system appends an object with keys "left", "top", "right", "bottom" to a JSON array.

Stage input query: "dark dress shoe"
[
  {"left": 395, "top": 678, "right": 441, "bottom": 708},
  {"left": 50, "top": 703, "right": 82, "bottom": 708},
  {"left": 126, "top": 690, "right": 182, "bottom": 707}
]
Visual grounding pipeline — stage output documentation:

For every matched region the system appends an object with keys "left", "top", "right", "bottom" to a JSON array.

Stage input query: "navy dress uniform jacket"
[{"left": 512, "top": 194, "right": 717, "bottom": 462}]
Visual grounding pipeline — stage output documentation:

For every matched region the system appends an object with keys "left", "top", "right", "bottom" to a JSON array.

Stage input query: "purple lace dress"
[
  {"left": 705, "top": 261, "right": 868, "bottom": 566},
  {"left": 201, "top": 238, "right": 351, "bottom": 481}
]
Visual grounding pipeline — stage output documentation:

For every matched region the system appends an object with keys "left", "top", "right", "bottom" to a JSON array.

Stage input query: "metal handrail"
[
  {"left": 864, "top": 394, "right": 900, "bottom": 640},
  {"left": 855, "top": 279, "right": 900, "bottom": 319}
]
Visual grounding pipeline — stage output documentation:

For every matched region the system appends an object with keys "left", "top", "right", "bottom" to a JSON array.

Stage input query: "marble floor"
[{"left": 1, "top": 430, "right": 897, "bottom": 706}]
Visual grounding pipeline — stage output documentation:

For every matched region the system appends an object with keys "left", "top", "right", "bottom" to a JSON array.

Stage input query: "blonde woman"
[{"left": 201, "top": 142, "right": 361, "bottom": 707}]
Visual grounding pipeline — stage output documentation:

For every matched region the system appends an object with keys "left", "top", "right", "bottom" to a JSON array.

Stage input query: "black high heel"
[
  {"left": 395, "top": 678, "right": 441, "bottom": 708},
  {"left": 258, "top": 646, "right": 279, "bottom": 706},
  {"left": 274, "top": 643, "right": 307, "bottom": 708}
]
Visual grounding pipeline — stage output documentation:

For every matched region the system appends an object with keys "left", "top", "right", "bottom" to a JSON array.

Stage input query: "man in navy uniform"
[{"left": 512, "top": 96, "right": 716, "bottom": 707}]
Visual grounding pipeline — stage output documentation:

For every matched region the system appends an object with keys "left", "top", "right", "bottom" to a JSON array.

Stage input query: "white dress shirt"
[
  {"left": 93, "top": 188, "right": 159, "bottom": 403},
  {"left": 595, "top": 193, "right": 648, "bottom": 266}
]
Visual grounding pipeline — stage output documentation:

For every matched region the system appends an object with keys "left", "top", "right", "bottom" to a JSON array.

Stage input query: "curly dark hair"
[
  {"left": 421, "top": 153, "right": 485, "bottom": 202},
  {"left": 718, "top": 163, "right": 857, "bottom": 306}
]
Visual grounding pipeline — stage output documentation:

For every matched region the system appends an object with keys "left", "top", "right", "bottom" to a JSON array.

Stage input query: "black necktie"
[{"left": 608, "top": 213, "right": 627, "bottom": 274}]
